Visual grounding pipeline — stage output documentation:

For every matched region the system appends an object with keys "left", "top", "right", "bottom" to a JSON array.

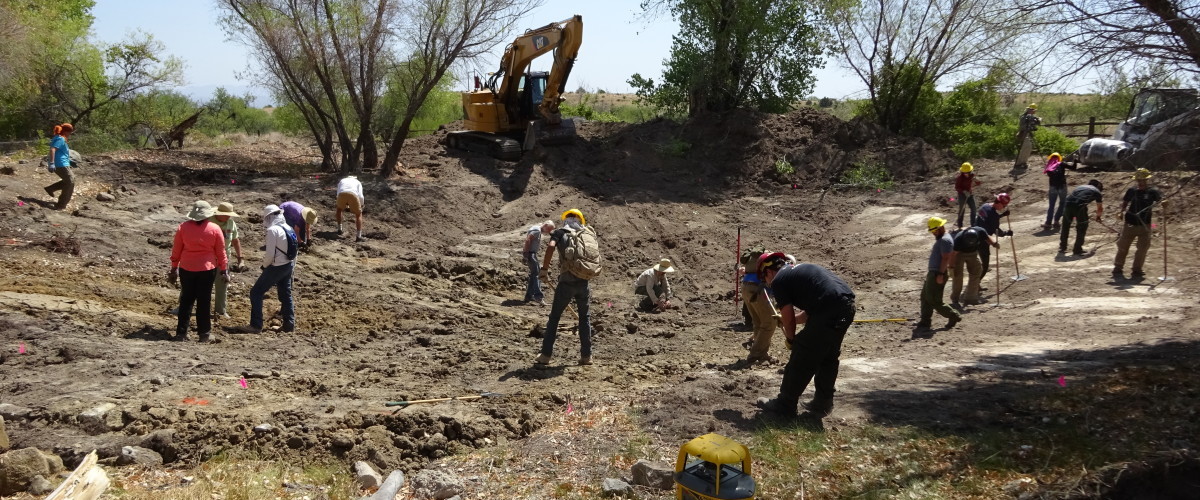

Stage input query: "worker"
[
  {"left": 1043, "top": 153, "right": 1069, "bottom": 231},
  {"left": 954, "top": 162, "right": 982, "bottom": 227},
  {"left": 522, "top": 220, "right": 555, "bottom": 305},
  {"left": 209, "top": 202, "right": 245, "bottom": 319},
  {"left": 739, "top": 247, "right": 778, "bottom": 364},
  {"left": 535, "top": 209, "right": 597, "bottom": 366},
  {"left": 975, "top": 193, "right": 1013, "bottom": 279},
  {"left": 754, "top": 252, "right": 856, "bottom": 418},
  {"left": 279, "top": 200, "right": 314, "bottom": 248},
  {"left": 917, "top": 217, "right": 962, "bottom": 330},
  {"left": 1113, "top": 169, "right": 1162, "bottom": 278},
  {"left": 168, "top": 201, "right": 229, "bottom": 342},
  {"left": 1015, "top": 103, "right": 1041, "bottom": 169},
  {"left": 634, "top": 258, "right": 675, "bottom": 312},
  {"left": 44, "top": 123, "right": 76, "bottom": 210},
  {"left": 949, "top": 225, "right": 988, "bottom": 309},
  {"left": 232, "top": 204, "right": 297, "bottom": 334},
  {"left": 1060, "top": 180, "right": 1104, "bottom": 255},
  {"left": 335, "top": 175, "right": 367, "bottom": 242}
]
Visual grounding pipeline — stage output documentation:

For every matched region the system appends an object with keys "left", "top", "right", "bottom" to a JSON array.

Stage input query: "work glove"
[
  {"left": 785, "top": 338, "right": 793, "bottom": 351},
  {"left": 167, "top": 268, "right": 178, "bottom": 285},
  {"left": 236, "top": 258, "right": 245, "bottom": 271},
  {"left": 1001, "top": 210, "right": 1011, "bottom": 217},
  {"left": 538, "top": 268, "right": 549, "bottom": 282}
]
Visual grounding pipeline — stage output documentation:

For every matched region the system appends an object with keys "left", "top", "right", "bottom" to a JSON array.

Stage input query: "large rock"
[
  {"left": 27, "top": 474, "right": 53, "bottom": 495},
  {"left": 410, "top": 469, "right": 464, "bottom": 499},
  {"left": 140, "top": 428, "right": 179, "bottom": 463},
  {"left": 78, "top": 403, "right": 123, "bottom": 435},
  {"left": 630, "top": 459, "right": 675, "bottom": 490},
  {"left": 354, "top": 460, "right": 382, "bottom": 490},
  {"left": 369, "top": 470, "right": 405, "bottom": 500},
  {"left": 116, "top": 446, "right": 163, "bottom": 466},
  {"left": 601, "top": 477, "right": 635, "bottom": 498},
  {"left": 0, "top": 404, "right": 32, "bottom": 420},
  {"left": 0, "top": 416, "right": 8, "bottom": 451},
  {"left": 0, "top": 447, "right": 51, "bottom": 495}
]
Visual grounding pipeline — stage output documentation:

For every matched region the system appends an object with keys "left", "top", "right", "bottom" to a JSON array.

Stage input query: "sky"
[{"left": 90, "top": 0, "right": 867, "bottom": 106}]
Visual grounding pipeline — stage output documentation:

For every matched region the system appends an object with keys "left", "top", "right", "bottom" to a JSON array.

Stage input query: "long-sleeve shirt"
[
  {"left": 171, "top": 220, "right": 227, "bottom": 272},
  {"left": 954, "top": 173, "right": 975, "bottom": 193},
  {"left": 262, "top": 214, "right": 295, "bottom": 268},
  {"left": 634, "top": 267, "right": 672, "bottom": 304},
  {"left": 977, "top": 203, "right": 1003, "bottom": 236}
]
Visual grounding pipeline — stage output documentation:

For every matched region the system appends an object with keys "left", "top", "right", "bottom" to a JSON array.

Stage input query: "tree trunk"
[{"left": 1135, "top": 0, "right": 1200, "bottom": 70}]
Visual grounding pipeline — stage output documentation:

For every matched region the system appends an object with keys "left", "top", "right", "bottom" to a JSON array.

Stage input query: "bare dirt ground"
[{"left": 1, "top": 109, "right": 1199, "bottom": 498}]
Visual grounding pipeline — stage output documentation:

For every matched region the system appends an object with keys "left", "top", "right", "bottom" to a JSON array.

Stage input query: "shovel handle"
[{"left": 385, "top": 392, "right": 501, "bottom": 407}]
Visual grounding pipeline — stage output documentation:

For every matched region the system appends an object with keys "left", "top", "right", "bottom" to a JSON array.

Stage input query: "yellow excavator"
[{"left": 447, "top": 15, "right": 583, "bottom": 160}]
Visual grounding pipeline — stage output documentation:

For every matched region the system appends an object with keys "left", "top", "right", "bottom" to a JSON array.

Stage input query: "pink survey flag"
[
  {"left": 1057, "top": 376, "right": 1066, "bottom": 387},
  {"left": 239, "top": 377, "right": 248, "bottom": 389}
]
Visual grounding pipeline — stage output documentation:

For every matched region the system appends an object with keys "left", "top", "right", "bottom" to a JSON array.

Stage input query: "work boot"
[
  {"left": 945, "top": 316, "right": 960, "bottom": 329},
  {"left": 802, "top": 397, "right": 834, "bottom": 417},
  {"left": 1112, "top": 268, "right": 1124, "bottom": 278},
  {"left": 1130, "top": 270, "right": 1145, "bottom": 279},
  {"left": 914, "top": 320, "right": 932, "bottom": 329},
  {"left": 337, "top": 224, "right": 343, "bottom": 235},
  {"left": 756, "top": 397, "right": 797, "bottom": 417},
  {"left": 1052, "top": 223, "right": 1061, "bottom": 231},
  {"left": 198, "top": 332, "right": 213, "bottom": 343},
  {"left": 578, "top": 355, "right": 592, "bottom": 366},
  {"left": 950, "top": 302, "right": 963, "bottom": 312},
  {"left": 1042, "top": 223, "right": 1052, "bottom": 231},
  {"left": 168, "top": 307, "right": 180, "bottom": 316},
  {"left": 534, "top": 353, "right": 552, "bottom": 365},
  {"left": 171, "top": 333, "right": 189, "bottom": 342},
  {"left": 1072, "top": 247, "right": 1086, "bottom": 256},
  {"left": 356, "top": 233, "right": 368, "bottom": 242}
]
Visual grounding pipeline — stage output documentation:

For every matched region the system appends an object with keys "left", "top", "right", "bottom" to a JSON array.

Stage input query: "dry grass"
[{"left": 106, "top": 452, "right": 354, "bottom": 500}]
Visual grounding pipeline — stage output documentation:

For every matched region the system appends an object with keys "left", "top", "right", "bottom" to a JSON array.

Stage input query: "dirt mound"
[{"left": 1065, "top": 450, "right": 1200, "bottom": 499}]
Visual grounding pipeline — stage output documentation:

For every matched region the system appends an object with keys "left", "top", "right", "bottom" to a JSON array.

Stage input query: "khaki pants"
[
  {"left": 214, "top": 273, "right": 229, "bottom": 315},
  {"left": 950, "top": 250, "right": 982, "bottom": 304},
  {"left": 741, "top": 282, "right": 777, "bottom": 360},
  {"left": 1015, "top": 132, "right": 1033, "bottom": 168},
  {"left": 1114, "top": 223, "right": 1152, "bottom": 273}
]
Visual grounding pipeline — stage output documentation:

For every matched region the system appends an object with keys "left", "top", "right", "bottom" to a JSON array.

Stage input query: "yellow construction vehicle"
[{"left": 447, "top": 15, "right": 583, "bottom": 160}]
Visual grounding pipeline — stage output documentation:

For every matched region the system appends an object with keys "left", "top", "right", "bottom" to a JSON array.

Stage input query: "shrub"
[
  {"left": 774, "top": 159, "right": 795, "bottom": 175},
  {"left": 657, "top": 138, "right": 690, "bottom": 157},
  {"left": 561, "top": 94, "right": 620, "bottom": 122},
  {"left": 840, "top": 161, "right": 894, "bottom": 190}
]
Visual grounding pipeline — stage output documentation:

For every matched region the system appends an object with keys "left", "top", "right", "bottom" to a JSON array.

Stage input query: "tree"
[
  {"left": 44, "top": 32, "right": 184, "bottom": 125},
  {"left": 829, "top": 0, "right": 1029, "bottom": 134},
  {"left": 632, "top": 0, "right": 827, "bottom": 116}
]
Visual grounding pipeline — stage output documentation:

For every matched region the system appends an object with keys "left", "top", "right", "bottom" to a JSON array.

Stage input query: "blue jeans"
[
  {"left": 956, "top": 192, "right": 976, "bottom": 227},
  {"left": 523, "top": 251, "right": 542, "bottom": 301},
  {"left": 250, "top": 263, "right": 295, "bottom": 330},
  {"left": 1046, "top": 186, "right": 1067, "bottom": 225},
  {"left": 541, "top": 276, "right": 591, "bottom": 357}
]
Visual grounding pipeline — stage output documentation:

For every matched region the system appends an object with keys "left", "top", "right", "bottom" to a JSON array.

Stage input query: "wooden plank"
[{"left": 45, "top": 450, "right": 109, "bottom": 500}]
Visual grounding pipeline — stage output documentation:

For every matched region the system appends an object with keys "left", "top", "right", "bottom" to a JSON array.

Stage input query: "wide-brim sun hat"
[
  {"left": 263, "top": 204, "right": 282, "bottom": 217},
  {"left": 653, "top": 258, "right": 676, "bottom": 273},
  {"left": 187, "top": 201, "right": 216, "bottom": 221},
  {"left": 214, "top": 202, "right": 240, "bottom": 217}
]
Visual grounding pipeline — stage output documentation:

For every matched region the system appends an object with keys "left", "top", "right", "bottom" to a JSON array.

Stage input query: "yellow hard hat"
[
  {"left": 561, "top": 209, "right": 586, "bottom": 225},
  {"left": 927, "top": 217, "right": 947, "bottom": 232},
  {"left": 1133, "top": 168, "right": 1153, "bottom": 180},
  {"left": 959, "top": 162, "right": 974, "bottom": 173},
  {"left": 1027, "top": 103, "right": 1038, "bottom": 110},
  {"left": 1048, "top": 152, "right": 1062, "bottom": 162}
]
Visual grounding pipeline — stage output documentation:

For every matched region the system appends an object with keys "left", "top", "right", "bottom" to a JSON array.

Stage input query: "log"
[{"left": 45, "top": 450, "right": 109, "bottom": 500}]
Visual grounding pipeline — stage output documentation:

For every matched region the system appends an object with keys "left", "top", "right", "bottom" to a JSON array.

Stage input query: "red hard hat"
[
  {"left": 996, "top": 193, "right": 1011, "bottom": 204},
  {"left": 757, "top": 251, "right": 787, "bottom": 276}
]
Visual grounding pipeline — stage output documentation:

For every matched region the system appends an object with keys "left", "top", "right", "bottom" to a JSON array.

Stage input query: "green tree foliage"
[
  {"left": 856, "top": 59, "right": 942, "bottom": 137},
  {"left": 197, "top": 88, "right": 274, "bottom": 136},
  {"left": 632, "top": 0, "right": 826, "bottom": 116}
]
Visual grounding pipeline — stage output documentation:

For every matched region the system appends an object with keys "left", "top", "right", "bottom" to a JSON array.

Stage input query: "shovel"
[
  {"left": 385, "top": 392, "right": 503, "bottom": 408},
  {"left": 1006, "top": 215, "right": 1028, "bottom": 281}
]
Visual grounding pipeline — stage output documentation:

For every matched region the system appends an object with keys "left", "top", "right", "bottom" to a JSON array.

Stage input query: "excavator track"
[{"left": 446, "top": 131, "right": 522, "bottom": 161}]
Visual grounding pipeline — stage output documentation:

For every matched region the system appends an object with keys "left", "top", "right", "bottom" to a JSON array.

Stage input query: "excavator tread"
[{"left": 447, "top": 131, "right": 522, "bottom": 161}]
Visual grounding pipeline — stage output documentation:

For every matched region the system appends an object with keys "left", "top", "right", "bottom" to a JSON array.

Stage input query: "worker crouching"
[{"left": 634, "top": 258, "right": 675, "bottom": 312}]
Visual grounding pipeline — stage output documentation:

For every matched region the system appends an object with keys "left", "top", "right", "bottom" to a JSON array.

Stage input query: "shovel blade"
[{"left": 1012, "top": 275, "right": 1029, "bottom": 281}]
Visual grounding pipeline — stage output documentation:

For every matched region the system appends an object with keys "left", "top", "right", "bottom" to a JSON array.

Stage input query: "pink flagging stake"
[
  {"left": 1057, "top": 376, "right": 1066, "bottom": 387},
  {"left": 231, "top": 179, "right": 237, "bottom": 184},
  {"left": 17, "top": 201, "right": 24, "bottom": 207},
  {"left": 18, "top": 343, "right": 26, "bottom": 354},
  {"left": 239, "top": 377, "right": 248, "bottom": 389}
]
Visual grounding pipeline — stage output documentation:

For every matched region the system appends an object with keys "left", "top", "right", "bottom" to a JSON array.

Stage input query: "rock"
[
  {"left": 0, "top": 447, "right": 51, "bottom": 495},
  {"left": 96, "top": 192, "right": 115, "bottom": 202},
  {"left": 0, "top": 416, "right": 8, "bottom": 451},
  {"left": 626, "top": 324, "right": 639, "bottom": 335},
  {"left": 601, "top": 477, "right": 635, "bottom": 497},
  {"left": 410, "top": 469, "right": 464, "bottom": 499},
  {"left": 630, "top": 459, "right": 675, "bottom": 490},
  {"left": 0, "top": 404, "right": 32, "bottom": 420},
  {"left": 253, "top": 424, "right": 275, "bottom": 434},
  {"left": 331, "top": 432, "right": 355, "bottom": 449},
  {"left": 117, "top": 446, "right": 163, "bottom": 466},
  {"left": 354, "top": 461, "right": 382, "bottom": 490},
  {"left": 40, "top": 451, "right": 63, "bottom": 474},
  {"left": 78, "top": 403, "right": 120, "bottom": 435},
  {"left": 27, "top": 474, "right": 53, "bottom": 495},
  {"left": 369, "top": 470, "right": 405, "bottom": 500}
]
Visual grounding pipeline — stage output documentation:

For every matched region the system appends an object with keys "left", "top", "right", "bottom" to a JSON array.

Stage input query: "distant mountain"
[{"left": 178, "top": 84, "right": 275, "bottom": 108}]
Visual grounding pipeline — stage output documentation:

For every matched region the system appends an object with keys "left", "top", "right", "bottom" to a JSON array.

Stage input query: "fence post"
[{"left": 1088, "top": 117, "right": 1096, "bottom": 138}]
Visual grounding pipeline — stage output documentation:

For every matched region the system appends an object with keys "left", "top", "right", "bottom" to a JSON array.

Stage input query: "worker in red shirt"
[{"left": 954, "top": 162, "right": 983, "bottom": 227}]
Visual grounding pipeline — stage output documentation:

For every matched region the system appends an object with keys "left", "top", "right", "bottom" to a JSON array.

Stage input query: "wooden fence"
[{"left": 1044, "top": 117, "right": 1121, "bottom": 139}]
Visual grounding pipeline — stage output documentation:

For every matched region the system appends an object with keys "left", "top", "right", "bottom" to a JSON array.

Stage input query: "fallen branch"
[{"left": 46, "top": 450, "right": 109, "bottom": 500}]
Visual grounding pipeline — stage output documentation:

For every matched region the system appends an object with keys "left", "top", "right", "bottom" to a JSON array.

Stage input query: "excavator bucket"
[{"left": 524, "top": 118, "right": 578, "bottom": 151}]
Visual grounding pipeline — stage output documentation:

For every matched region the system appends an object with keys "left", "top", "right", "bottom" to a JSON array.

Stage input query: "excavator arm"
[{"left": 490, "top": 15, "right": 583, "bottom": 127}]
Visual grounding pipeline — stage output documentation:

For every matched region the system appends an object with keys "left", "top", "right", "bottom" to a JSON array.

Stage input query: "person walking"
[
  {"left": 739, "top": 247, "right": 778, "bottom": 364},
  {"left": 1112, "top": 169, "right": 1162, "bottom": 278},
  {"left": 44, "top": 123, "right": 76, "bottom": 210},
  {"left": 280, "top": 201, "right": 314, "bottom": 248},
  {"left": 954, "top": 162, "right": 982, "bottom": 227},
  {"left": 1043, "top": 153, "right": 1069, "bottom": 231},
  {"left": 168, "top": 201, "right": 229, "bottom": 342},
  {"left": 1060, "top": 180, "right": 1104, "bottom": 255},
  {"left": 232, "top": 205, "right": 297, "bottom": 333},
  {"left": 976, "top": 193, "right": 1013, "bottom": 279},
  {"left": 209, "top": 202, "right": 245, "bottom": 319},
  {"left": 917, "top": 217, "right": 962, "bottom": 330},
  {"left": 535, "top": 209, "right": 598, "bottom": 366},
  {"left": 754, "top": 252, "right": 856, "bottom": 419},
  {"left": 1015, "top": 104, "right": 1041, "bottom": 169},
  {"left": 634, "top": 258, "right": 675, "bottom": 312},
  {"left": 949, "top": 225, "right": 988, "bottom": 308},
  {"left": 522, "top": 220, "right": 555, "bottom": 305},
  {"left": 335, "top": 175, "right": 367, "bottom": 242}
]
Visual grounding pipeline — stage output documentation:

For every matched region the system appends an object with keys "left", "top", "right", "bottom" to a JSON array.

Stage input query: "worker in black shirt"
[
  {"left": 1060, "top": 180, "right": 1105, "bottom": 255},
  {"left": 1113, "top": 169, "right": 1162, "bottom": 278}
]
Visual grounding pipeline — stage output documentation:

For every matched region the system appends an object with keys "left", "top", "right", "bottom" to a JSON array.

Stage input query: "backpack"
[
  {"left": 276, "top": 226, "right": 299, "bottom": 261},
  {"left": 953, "top": 227, "right": 983, "bottom": 253},
  {"left": 562, "top": 226, "right": 601, "bottom": 279},
  {"left": 740, "top": 245, "right": 766, "bottom": 268}
]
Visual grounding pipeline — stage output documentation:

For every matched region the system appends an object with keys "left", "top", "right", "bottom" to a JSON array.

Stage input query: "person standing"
[
  {"left": 1043, "top": 153, "right": 1069, "bottom": 231},
  {"left": 949, "top": 225, "right": 988, "bottom": 308},
  {"left": 209, "top": 202, "right": 245, "bottom": 319},
  {"left": 535, "top": 209, "right": 598, "bottom": 366},
  {"left": 233, "top": 205, "right": 297, "bottom": 333},
  {"left": 1112, "top": 169, "right": 1162, "bottom": 278},
  {"left": 44, "top": 123, "right": 76, "bottom": 210},
  {"left": 522, "top": 220, "right": 555, "bottom": 305},
  {"left": 633, "top": 258, "right": 675, "bottom": 312},
  {"left": 954, "top": 162, "right": 982, "bottom": 227},
  {"left": 754, "top": 253, "right": 856, "bottom": 418},
  {"left": 1060, "top": 180, "right": 1105, "bottom": 255},
  {"left": 280, "top": 201, "right": 313, "bottom": 247},
  {"left": 335, "top": 175, "right": 367, "bottom": 242},
  {"left": 976, "top": 193, "right": 1012, "bottom": 279},
  {"left": 917, "top": 217, "right": 962, "bottom": 330},
  {"left": 1015, "top": 104, "right": 1041, "bottom": 169},
  {"left": 168, "top": 201, "right": 229, "bottom": 342}
]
